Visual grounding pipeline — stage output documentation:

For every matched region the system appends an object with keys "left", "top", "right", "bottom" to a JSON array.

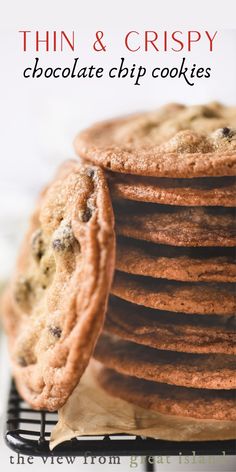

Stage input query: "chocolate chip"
[
  {"left": 202, "top": 108, "right": 218, "bottom": 118},
  {"left": 220, "top": 127, "right": 235, "bottom": 140},
  {"left": 212, "top": 127, "right": 236, "bottom": 143},
  {"left": 79, "top": 207, "right": 93, "bottom": 222},
  {"left": 49, "top": 326, "right": 62, "bottom": 338},
  {"left": 222, "top": 127, "right": 231, "bottom": 137},
  {"left": 14, "top": 277, "right": 31, "bottom": 304},
  {"left": 52, "top": 221, "right": 75, "bottom": 251},
  {"left": 52, "top": 239, "right": 66, "bottom": 251},
  {"left": 86, "top": 168, "right": 95, "bottom": 178},
  {"left": 31, "top": 229, "right": 44, "bottom": 260},
  {"left": 17, "top": 356, "right": 27, "bottom": 367},
  {"left": 79, "top": 196, "right": 96, "bottom": 223}
]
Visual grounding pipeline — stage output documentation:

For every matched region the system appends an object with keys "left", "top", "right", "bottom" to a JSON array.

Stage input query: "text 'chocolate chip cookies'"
[
  {"left": 2, "top": 160, "right": 115, "bottom": 410},
  {"left": 75, "top": 103, "right": 236, "bottom": 429}
]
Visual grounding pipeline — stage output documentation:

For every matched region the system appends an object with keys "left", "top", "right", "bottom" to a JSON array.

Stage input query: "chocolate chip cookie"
[
  {"left": 116, "top": 237, "right": 236, "bottom": 282},
  {"left": 94, "top": 333, "right": 236, "bottom": 389},
  {"left": 109, "top": 174, "right": 236, "bottom": 206},
  {"left": 2, "top": 160, "right": 115, "bottom": 410},
  {"left": 115, "top": 202, "right": 236, "bottom": 247},
  {"left": 111, "top": 272, "right": 236, "bottom": 315},
  {"left": 97, "top": 365, "right": 236, "bottom": 421},
  {"left": 74, "top": 103, "right": 236, "bottom": 177},
  {"left": 105, "top": 297, "right": 236, "bottom": 354}
]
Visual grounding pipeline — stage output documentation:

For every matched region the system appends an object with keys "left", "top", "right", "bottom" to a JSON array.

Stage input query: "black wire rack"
[{"left": 4, "top": 381, "right": 236, "bottom": 472}]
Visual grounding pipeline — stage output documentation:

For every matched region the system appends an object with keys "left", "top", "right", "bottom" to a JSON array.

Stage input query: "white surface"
[
  {"left": 1, "top": 0, "right": 236, "bottom": 470},
  {"left": 1, "top": 1, "right": 236, "bottom": 274}
]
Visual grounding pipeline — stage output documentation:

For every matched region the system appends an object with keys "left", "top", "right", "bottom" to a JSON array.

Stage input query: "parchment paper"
[{"left": 50, "top": 360, "right": 236, "bottom": 449}]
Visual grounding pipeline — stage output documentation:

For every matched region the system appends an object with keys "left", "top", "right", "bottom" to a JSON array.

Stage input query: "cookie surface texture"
[
  {"left": 74, "top": 103, "right": 236, "bottom": 177},
  {"left": 105, "top": 297, "right": 236, "bottom": 355},
  {"left": 94, "top": 333, "right": 236, "bottom": 389},
  {"left": 97, "top": 366, "right": 236, "bottom": 421},
  {"left": 109, "top": 174, "right": 236, "bottom": 207},
  {"left": 116, "top": 237, "right": 236, "bottom": 282},
  {"left": 2, "top": 160, "right": 115, "bottom": 410},
  {"left": 111, "top": 272, "right": 236, "bottom": 316},
  {"left": 115, "top": 203, "right": 236, "bottom": 247}
]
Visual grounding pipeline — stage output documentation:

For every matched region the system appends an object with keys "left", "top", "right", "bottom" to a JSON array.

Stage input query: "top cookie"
[
  {"left": 74, "top": 103, "right": 236, "bottom": 178},
  {"left": 2, "top": 160, "right": 115, "bottom": 411}
]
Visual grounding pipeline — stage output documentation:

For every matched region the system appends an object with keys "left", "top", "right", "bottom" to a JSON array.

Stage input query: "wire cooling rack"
[{"left": 4, "top": 381, "right": 236, "bottom": 472}]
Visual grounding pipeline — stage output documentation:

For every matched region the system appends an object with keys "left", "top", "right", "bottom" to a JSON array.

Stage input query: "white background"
[{"left": 0, "top": 1, "right": 236, "bottom": 470}]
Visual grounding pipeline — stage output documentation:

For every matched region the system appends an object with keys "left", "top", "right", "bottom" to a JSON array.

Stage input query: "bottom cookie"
[{"left": 96, "top": 366, "right": 236, "bottom": 421}]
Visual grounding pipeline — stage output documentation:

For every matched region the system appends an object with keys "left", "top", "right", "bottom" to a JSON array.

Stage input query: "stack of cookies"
[{"left": 75, "top": 103, "right": 236, "bottom": 425}]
